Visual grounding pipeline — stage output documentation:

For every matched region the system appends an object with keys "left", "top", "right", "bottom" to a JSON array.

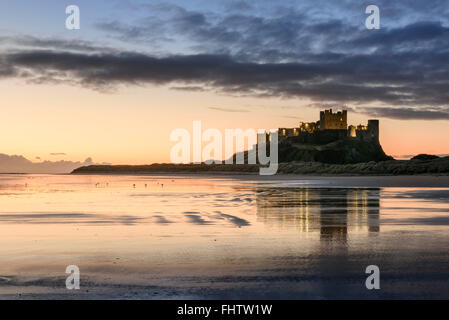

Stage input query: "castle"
[{"left": 278, "top": 109, "right": 379, "bottom": 144}]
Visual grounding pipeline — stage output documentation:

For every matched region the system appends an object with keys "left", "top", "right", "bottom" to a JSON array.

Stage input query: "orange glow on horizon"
[{"left": 1, "top": 81, "right": 448, "bottom": 164}]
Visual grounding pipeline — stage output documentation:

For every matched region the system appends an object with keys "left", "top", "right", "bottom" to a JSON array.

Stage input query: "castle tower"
[
  {"left": 367, "top": 120, "right": 379, "bottom": 142},
  {"left": 348, "top": 125, "right": 356, "bottom": 138}
]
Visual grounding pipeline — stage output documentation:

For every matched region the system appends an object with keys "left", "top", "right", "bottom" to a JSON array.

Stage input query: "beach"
[{"left": 0, "top": 174, "right": 448, "bottom": 299}]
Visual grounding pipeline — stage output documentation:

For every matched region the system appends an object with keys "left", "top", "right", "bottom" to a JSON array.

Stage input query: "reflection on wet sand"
[{"left": 256, "top": 188, "right": 380, "bottom": 242}]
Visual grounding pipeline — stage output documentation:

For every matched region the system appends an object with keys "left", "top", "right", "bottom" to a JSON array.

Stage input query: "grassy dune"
[{"left": 72, "top": 156, "right": 449, "bottom": 175}]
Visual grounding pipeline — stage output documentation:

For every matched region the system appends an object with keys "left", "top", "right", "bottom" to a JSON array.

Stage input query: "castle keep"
[
  {"left": 320, "top": 109, "right": 347, "bottom": 130},
  {"left": 278, "top": 109, "right": 379, "bottom": 144}
]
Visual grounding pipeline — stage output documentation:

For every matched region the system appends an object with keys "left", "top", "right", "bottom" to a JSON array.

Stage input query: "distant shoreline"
[{"left": 71, "top": 156, "right": 449, "bottom": 176}]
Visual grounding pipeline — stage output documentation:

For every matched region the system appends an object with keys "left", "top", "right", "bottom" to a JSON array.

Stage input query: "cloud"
[
  {"left": 0, "top": 34, "right": 115, "bottom": 53},
  {"left": 50, "top": 153, "right": 66, "bottom": 156},
  {"left": 359, "top": 107, "right": 449, "bottom": 120},
  {"left": 1, "top": 1, "right": 449, "bottom": 121},
  {"left": 93, "top": 2, "right": 449, "bottom": 62},
  {"left": 0, "top": 154, "right": 106, "bottom": 173},
  {"left": 347, "top": 21, "right": 449, "bottom": 49},
  {"left": 208, "top": 106, "right": 249, "bottom": 113},
  {"left": 171, "top": 85, "right": 206, "bottom": 92},
  {"left": 2, "top": 48, "right": 449, "bottom": 116}
]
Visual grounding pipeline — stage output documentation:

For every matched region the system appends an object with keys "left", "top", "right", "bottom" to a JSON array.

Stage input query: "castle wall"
[
  {"left": 299, "top": 121, "right": 319, "bottom": 133},
  {"left": 279, "top": 128, "right": 298, "bottom": 139},
  {"left": 288, "top": 129, "right": 348, "bottom": 144},
  {"left": 354, "top": 120, "right": 379, "bottom": 142}
]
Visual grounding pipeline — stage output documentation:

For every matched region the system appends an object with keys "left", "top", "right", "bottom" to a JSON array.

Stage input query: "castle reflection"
[{"left": 256, "top": 188, "right": 380, "bottom": 241}]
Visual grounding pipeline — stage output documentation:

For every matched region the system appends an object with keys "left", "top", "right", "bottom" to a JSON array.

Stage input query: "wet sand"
[
  {"left": 0, "top": 174, "right": 448, "bottom": 299},
  {"left": 233, "top": 174, "right": 449, "bottom": 187}
]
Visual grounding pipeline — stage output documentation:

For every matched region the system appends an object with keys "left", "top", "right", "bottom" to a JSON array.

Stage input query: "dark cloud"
[
  {"left": 2, "top": 48, "right": 448, "bottom": 118},
  {"left": 350, "top": 21, "right": 449, "bottom": 48},
  {"left": 171, "top": 85, "right": 206, "bottom": 92},
  {"left": 0, "top": 35, "right": 114, "bottom": 53},
  {"left": 360, "top": 107, "right": 449, "bottom": 120}
]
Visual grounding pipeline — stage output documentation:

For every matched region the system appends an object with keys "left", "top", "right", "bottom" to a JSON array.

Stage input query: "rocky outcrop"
[{"left": 278, "top": 136, "right": 392, "bottom": 164}]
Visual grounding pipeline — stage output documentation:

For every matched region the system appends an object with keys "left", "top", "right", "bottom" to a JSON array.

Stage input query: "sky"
[{"left": 1, "top": 0, "right": 449, "bottom": 168}]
